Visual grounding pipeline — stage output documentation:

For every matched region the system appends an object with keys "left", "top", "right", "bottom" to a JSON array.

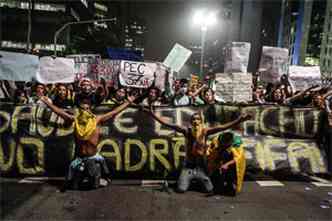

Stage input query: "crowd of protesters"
[{"left": 0, "top": 73, "right": 332, "bottom": 114}]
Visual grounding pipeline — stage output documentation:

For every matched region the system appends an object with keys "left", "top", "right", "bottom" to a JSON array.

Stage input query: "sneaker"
[{"left": 99, "top": 178, "right": 108, "bottom": 187}]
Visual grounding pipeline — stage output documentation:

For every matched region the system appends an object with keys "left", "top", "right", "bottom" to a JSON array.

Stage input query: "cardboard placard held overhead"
[
  {"left": 119, "top": 60, "right": 157, "bottom": 88},
  {"left": 163, "top": 43, "right": 192, "bottom": 72},
  {"left": 66, "top": 54, "right": 101, "bottom": 81},
  {"left": 288, "top": 66, "right": 322, "bottom": 91},
  {"left": 0, "top": 51, "right": 39, "bottom": 82},
  {"left": 224, "top": 42, "right": 251, "bottom": 73},
  {"left": 259, "top": 47, "right": 289, "bottom": 83},
  {"left": 215, "top": 73, "right": 252, "bottom": 102},
  {"left": 37, "top": 57, "right": 75, "bottom": 84}
]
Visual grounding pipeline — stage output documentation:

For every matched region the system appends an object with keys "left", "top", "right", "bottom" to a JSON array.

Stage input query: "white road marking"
[
  {"left": 311, "top": 182, "right": 332, "bottom": 187},
  {"left": 256, "top": 181, "right": 284, "bottom": 187}
]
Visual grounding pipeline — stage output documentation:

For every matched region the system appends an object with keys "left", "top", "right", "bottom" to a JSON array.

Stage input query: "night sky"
[{"left": 122, "top": 0, "right": 226, "bottom": 61}]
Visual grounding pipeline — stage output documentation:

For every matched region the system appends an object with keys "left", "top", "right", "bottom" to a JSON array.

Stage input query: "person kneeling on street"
[{"left": 207, "top": 132, "right": 246, "bottom": 196}]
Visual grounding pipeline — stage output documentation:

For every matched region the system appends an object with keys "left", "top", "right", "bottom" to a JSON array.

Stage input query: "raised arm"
[
  {"left": 205, "top": 113, "right": 250, "bottom": 136},
  {"left": 190, "top": 84, "right": 207, "bottom": 98},
  {"left": 97, "top": 95, "right": 136, "bottom": 123},
  {"left": 40, "top": 96, "right": 74, "bottom": 122},
  {"left": 285, "top": 85, "right": 320, "bottom": 104},
  {"left": 322, "top": 89, "right": 332, "bottom": 99},
  {"left": 148, "top": 106, "right": 186, "bottom": 134}
]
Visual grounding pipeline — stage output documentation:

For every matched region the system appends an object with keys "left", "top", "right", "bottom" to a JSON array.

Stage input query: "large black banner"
[{"left": 0, "top": 103, "right": 328, "bottom": 178}]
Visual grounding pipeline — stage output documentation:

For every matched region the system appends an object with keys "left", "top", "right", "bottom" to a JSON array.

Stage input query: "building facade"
[
  {"left": 320, "top": 0, "right": 332, "bottom": 76},
  {"left": 0, "top": 0, "right": 147, "bottom": 58}
]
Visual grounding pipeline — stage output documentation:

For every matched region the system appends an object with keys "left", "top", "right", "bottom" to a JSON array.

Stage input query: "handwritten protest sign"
[
  {"left": 0, "top": 51, "right": 39, "bottom": 81},
  {"left": 37, "top": 57, "right": 75, "bottom": 84},
  {"left": 224, "top": 42, "right": 251, "bottom": 73},
  {"left": 119, "top": 60, "right": 157, "bottom": 88},
  {"left": 95, "top": 59, "right": 120, "bottom": 80},
  {"left": 215, "top": 73, "right": 252, "bottom": 102},
  {"left": 66, "top": 54, "right": 101, "bottom": 81},
  {"left": 154, "top": 63, "right": 171, "bottom": 92},
  {"left": 259, "top": 47, "right": 289, "bottom": 83},
  {"left": 288, "top": 66, "right": 322, "bottom": 91}
]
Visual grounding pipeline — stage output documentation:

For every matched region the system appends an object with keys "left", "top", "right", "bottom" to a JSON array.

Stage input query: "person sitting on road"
[
  {"left": 207, "top": 132, "right": 246, "bottom": 196},
  {"left": 145, "top": 106, "right": 250, "bottom": 194}
]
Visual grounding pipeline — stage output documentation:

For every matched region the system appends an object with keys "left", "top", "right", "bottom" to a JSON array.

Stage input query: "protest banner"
[
  {"left": 163, "top": 43, "right": 192, "bottom": 73},
  {"left": 119, "top": 60, "right": 157, "bottom": 88},
  {"left": 37, "top": 57, "right": 75, "bottom": 84},
  {"left": 224, "top": 42, "right": 251, "bottom": 73},
  {"left": 66, "top": 54, "right": 101, "bottom": 81},
  {"left": 288, "top": 66, "right": 322, "bottom": 91},
  {"left": 215, "top": 73, "right": 252, "bottom": 102},
  {"left": 259, "top": 47, "right": 289, "bottom": 83},
  {"left": 0, "top": 51, "right": 39, "bottom": 82},
  {"left": 0, "top": 103, "right": 327, "bottom": 178}
]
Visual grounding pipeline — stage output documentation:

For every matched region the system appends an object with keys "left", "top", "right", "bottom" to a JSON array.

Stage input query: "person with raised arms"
[
  {"left": 40, "top": 94, "right": 137, "bottom": 190},
  {"left": 145, "top": 106, "right": 250, "bottom": 194}
]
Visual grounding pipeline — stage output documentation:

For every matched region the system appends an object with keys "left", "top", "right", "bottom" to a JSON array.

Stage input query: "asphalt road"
[{"left": 1, "top": 177, "right": 332, "bottom": 221}]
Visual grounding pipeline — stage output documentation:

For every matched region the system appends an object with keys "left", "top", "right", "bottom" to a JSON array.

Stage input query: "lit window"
[{"left": 20, "top": 2, "right": 29, "bottom": 9}]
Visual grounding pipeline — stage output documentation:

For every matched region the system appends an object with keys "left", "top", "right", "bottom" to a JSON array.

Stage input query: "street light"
[
  {"left": 53, "top": 18, "right": 117, "bottom": 56},
  {"left": 193, "top": 10, "right": 217, "bottom": 78}
]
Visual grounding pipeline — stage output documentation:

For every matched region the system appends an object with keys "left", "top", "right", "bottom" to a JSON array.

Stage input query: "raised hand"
[
  {"left": 240, "top": 113, "right": 252, "bottom": 121},
  {"left": 40, "top": 96, "right": 50, "bottom": 105},
  {"left": 127, "top": 94, "right": 137, "bottom": 103}
]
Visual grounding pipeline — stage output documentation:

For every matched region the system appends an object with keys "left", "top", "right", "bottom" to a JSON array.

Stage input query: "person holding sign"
[
  {"left": 40, "top": 94, "right": 138, "bottom": 190},
  {"left": 146, "top": 107, "right": 250, "bottom": 193}
]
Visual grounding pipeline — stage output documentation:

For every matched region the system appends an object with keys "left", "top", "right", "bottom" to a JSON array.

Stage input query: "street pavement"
[{"left": 1, "top": 176, "right": 332, "bottom": 221}]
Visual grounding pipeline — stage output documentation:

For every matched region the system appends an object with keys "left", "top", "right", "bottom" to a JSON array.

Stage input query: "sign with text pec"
[
  {"left": 119, "top": 60, "right": 157, "bottom": 88},
  {"left": 37, "top": 57, "right": 75, "bottom": 84}
]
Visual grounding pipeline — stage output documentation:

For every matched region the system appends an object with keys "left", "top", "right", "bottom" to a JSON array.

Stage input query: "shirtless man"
[
  {"left": 40, "top": 94, "right": 136, "bottom": 190},
  {"left": 147, "top": 106, "right": 250, "bottom": 193}
]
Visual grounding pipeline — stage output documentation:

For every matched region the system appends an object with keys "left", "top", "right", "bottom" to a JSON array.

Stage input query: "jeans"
[
  {"left": 210, "top": 164, "right": 237, "bottom": 196},
  {"left": 177, "top": 167, "right": 213, "bottom": 193},
  {"left": 66, "top": 153, "right": 110, "bottom": 189}
]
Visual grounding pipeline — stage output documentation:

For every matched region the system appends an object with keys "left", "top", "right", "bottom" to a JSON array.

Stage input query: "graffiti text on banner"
[{"left": 0, "top": 104, "right": 327, "bottom": 177}]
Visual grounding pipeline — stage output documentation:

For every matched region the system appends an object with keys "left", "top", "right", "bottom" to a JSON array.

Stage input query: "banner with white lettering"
[
  {"left": 259, "top": 47, "right": 289, "bottom": 83},
  {"left": 288, "top": 66, "right": 322, "bottom": 91},
  {"left": 119, "top": 60, "right": 157, "bottom": 88},
  {"left": 0, "top": 51, "right": 39, "bottom": 82},
  {"left": 37, "top": 57, "right": 75, "bottom": 84},
  {"left": 0, "top": 104, "right": 328, "bottom": 177}
]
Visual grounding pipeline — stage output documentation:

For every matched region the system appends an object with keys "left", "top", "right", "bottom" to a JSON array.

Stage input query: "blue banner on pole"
[{"left": 107, "top": 48, "right": 143, "bottom": 61}]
